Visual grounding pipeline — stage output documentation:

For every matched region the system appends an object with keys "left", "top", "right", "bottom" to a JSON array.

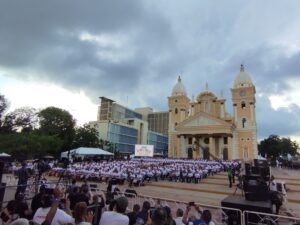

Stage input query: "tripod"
[
  {"left": 233, "top": 175, "right": 244, "bottom": 196},
  {"left": 233, "top": 182, "right": 244, "bottom": 196}
]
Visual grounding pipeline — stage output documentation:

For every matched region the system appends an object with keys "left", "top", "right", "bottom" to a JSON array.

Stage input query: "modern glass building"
[
  {"left": 107, "top": 123, "right": 138, "bottom": 154},
  {"left": 148, "top": 112, "right": 169, "bottom": 135},
  {"left": 147, "top": 131, "right": 168, "bottom": 155},
  {"left": 92, "top": 97, "right": 168, "bottom": 156}
]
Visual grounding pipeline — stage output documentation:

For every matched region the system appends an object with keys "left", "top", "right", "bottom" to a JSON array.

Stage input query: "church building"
[{"left": 168, "top": 65, "right": 258, "bottom": 160}]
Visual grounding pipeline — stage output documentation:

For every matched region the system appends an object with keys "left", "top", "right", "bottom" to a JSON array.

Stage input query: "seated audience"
[
  {"left": 99, "top": 196, "right": 129, "bottom": 225},
  {"left": 174, "top": 208, "right": 185, "bottom": 225},
  {"left": 126, "top": 204, "right": 140, "bottom": 225},
  {"left": 73, "top": 202, "right": 94, "bottom": 225}
]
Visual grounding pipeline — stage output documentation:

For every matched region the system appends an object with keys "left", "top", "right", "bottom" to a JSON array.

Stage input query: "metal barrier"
[
  {"left": 113, "top": 190, "right": 243, "bottom": 225},
  {"left": 243, "top": 210, "right": 300, "bottom": 225}
]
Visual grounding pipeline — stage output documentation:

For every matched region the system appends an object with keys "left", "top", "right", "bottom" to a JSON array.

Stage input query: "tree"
[
  {"left": 72, "top": 124, "right": 100, "bottom": 149},
  {"left": 258, "top": 134, "right": 299, "bottom": 158},
  {"left": 0, "top": 133, "right": 62, "bottom": 160},
  {"left": 8, "top": 107, "right": 38, "bottom": 132},
  {"left": 38, "top": 106, "right": 76, "bottom": 152},
  {"left": 0, "top": 93, "right": 9, "bottom": 132}
]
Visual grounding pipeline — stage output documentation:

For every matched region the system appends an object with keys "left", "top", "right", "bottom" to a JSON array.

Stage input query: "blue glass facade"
[
  {"left": 124, "top": 109, "right": 143, "bottom": 119},
  {"left": 108, "top": 123, "right": 138, "bottom": 153},
  {"left": 147, "top": 131, "right": 168, "bottom": 155}
]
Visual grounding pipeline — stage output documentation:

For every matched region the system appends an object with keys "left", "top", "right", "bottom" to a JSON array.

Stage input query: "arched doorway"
[
  {"left": 203, "top": 147, "right": 210, "bottom": 160},
  {"left": 187, "top": 148, "right": 193, "bottom": 159},
  {"left": 223, "top": 148, "right": 228, "bottom": 160}
]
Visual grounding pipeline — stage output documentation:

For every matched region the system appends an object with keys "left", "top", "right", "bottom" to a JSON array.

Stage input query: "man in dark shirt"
[
  {"left": 135, "top": 201, "right": 150, "bottom": 225},
  {"left": 127, "top": 204, "right": 140, "bottom": 225},
  {"left": 31, "top": 185, "right": 46, "bottom": 215},
  {"left": 15, "top": 161, "right": 30, "bottom": 199}
]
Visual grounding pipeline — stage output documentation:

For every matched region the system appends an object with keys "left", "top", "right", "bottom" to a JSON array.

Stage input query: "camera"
[{"left": 188, "top": 202, "right": 195, "bottom": 206}]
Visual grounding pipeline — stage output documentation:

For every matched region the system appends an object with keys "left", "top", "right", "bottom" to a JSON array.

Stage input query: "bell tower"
[
  {"left": 231, "top": 65, "right": 257, "bottom": 160},
  {"left": 168, "top": 76, "right": 190, "bottom": 157}
]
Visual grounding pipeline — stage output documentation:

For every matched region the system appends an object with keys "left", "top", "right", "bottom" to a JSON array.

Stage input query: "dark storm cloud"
[
  {"left": 1, "top": 1, "right": 300, "bottom": 139},
  {"left": 0, "top": 0, "right": 182, "bottom": 98}
]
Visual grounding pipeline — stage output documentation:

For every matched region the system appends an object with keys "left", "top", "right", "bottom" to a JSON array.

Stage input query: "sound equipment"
[
  {"left": 251, "top": 166, "right": 260, "bottom": 175},
  {"left": 260, "top": 167, "right": 270, "bottom": 181},
  {"left": 243, "top": 179, "right": 269, "bottom": 201},
  {"left": 124, "top": 189, "right": 138, "bottom": 198},
  {"left": 245, "top": 163, "right": 251, "bottom": 176},
  {"left": 221, "top": 196, "right": 273, "bottom": 225},
  {"left": 254, "top": 159, "right": 268, "bottom": 167}
]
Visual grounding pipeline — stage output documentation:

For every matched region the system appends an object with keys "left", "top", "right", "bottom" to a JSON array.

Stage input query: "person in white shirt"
[
  {"left": 174, "top": 208, "right": 185, "bottom": 225},
  {"left": 99, "top": 196, "right": 129, "bottom": 225},
  {"left": 33, "top": 194, "right": 73, "bottom": 225}
]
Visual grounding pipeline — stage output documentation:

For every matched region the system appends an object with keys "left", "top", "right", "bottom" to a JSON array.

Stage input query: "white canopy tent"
[
  {"left": 0, "top": 153, "right": 11, "bottom": 157},
  {"left": 60, "top": 147, "right": 113, "bottom": 159}
]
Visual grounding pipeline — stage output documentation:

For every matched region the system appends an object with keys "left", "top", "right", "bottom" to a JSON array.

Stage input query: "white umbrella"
[{"left": 0, "top": 153, "right": 11, "bottom": 157}]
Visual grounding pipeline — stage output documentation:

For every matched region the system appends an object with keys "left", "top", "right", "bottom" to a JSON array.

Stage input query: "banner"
[{"left": 135, "top": 145, "right": 154, "bottom": 157}]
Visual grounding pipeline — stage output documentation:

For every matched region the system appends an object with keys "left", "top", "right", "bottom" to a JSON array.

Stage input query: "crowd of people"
[
  {"left": 0, "top": 179, "right": 216, "bottom": 225},
  {"left": 50, "top": 158, "right": 239, "bottom": 186},
  {"left": 0, "top": 158, "right": 241, "bottom": 225}
]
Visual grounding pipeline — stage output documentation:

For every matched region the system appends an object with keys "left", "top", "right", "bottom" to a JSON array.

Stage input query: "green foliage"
[
  {"left": 38, "top": 106, "right": 76, "bottom": 151},
  {"left": 258, "top": 134, "right": 299, "bottom": 157},
  {"left": 0, "top": 133, "right": 62, "bottom": 160},
  {"left": 72, "top": 124, "right": 100, "bottom": 149},
  {"left": 0, "top": 94, "right": 9, "bottom": 132}
]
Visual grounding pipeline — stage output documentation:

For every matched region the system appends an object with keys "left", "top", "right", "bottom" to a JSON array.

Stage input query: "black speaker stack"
[{"left": 221, "top": 160, "right": 273, "bottom": 224}]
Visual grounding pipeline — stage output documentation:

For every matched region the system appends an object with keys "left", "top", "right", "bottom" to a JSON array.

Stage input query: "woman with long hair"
[{"left": 73, "top": 202, "right": 94, "bottom": 225}]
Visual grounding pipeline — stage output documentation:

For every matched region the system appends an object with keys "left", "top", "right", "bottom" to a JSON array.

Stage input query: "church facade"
[{"left": 168, "top": 65, "right": 258, "bottom": 160}]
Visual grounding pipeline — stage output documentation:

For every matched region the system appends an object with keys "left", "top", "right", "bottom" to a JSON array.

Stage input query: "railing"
[
  {"left": 113, "top": 190, "right": 243, "bottom": 225},
  {"left": 1, "top": 177, "right": 300, "bottom": 225},
  {"left": 243, "top": 210, "right": 300, "bottom": 225}
]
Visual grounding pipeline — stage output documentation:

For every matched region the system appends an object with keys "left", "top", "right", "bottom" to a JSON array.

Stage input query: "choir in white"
[{"left": 51, "top": 158, "right": 240, "bottom": 185}]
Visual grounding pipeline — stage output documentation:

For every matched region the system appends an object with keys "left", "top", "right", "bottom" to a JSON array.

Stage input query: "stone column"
[
  {"left": 228, "top": 136, "right": 233, "bottom": 160},
  {"left": 180, "top": 135, "right": 186, "bottom": 158},
  {"left": 191, "top": 105, "right": 195, "bottom": 116}
]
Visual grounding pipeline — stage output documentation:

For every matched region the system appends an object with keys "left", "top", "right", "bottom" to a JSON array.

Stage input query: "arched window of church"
[
  {"left": 241, "top": 101, "right": 246, "bottom": 109},
  {"left": 205, "top": 101, "right": 211, "bottom": 113},
  {"left": 204, "top": 138, "right": 209, "bottom": 144},
  {"left": 175, "top": 122, "right": 178, "bottom": 127},
  {"left": 242, "top": 118, "right": 247, "bottom": 128},
  {"left": 243, "top": 147, "right": 248, "bottom": 159},
  {"left": 175, "top": 108, "right": 178, "bottom": 114}
]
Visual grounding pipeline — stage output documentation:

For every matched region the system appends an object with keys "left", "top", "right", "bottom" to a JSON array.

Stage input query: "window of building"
[
  {"left": 242, "top": 118, "right": 247, "bottom": 128},
  {"left": 244, "top": 147, "right": 248, "bottom": 159},
  {"left": 188, "top": 137, "right": 193, "bottom": 145},
  {"left": 175, "top": 108, "right": 178, "bottom": 114},
  {"left": 223, "top": 137, "right": 228, "bottom": 144},
  {"left": 204, "top": 138, "right": 209, "bottom": 144},
  {"left": 175, "top": 99, "right": 178, "bottom": 103},
  {"left": 241, "top": 101, "right": 246, "bottom": 109},
  {"left": 175, "top": 122, "right": 178, "bottom": 127}
]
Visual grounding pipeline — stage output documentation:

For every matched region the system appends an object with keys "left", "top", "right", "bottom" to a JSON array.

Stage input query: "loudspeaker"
[
  {"left": 254, "top": 159, "right": 268, "bottom": 167},
  {"left": 124, "top": 189, "right": 137, "bottom": 198},
  {"left": 244, "top": 180, "right": 269, "bottom": 201},
  {"left": 245, "top": 163, "right": 251, "bottom": 176},
  {"left": 221, "top": 196, "right": 272, "bottom": 224},
  {"left": 260, "top": 167, "right": 270, "bottom": 181},
  {"left": 251, "top": 166, "right": 260, "bottom": 175}
]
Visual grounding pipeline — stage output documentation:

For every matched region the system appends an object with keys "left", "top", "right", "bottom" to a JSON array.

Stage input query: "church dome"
[
  {"left": 172, "top": 76, "right": 187, "bottom": 96},
  {"left": 233, "top": 65, "right": 253, "bottom": 88},
  {"left": 196, "top": 83, "right": 217, "bottom": 102}
]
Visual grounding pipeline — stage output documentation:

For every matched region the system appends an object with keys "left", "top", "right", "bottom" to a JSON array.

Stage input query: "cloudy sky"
[{"left": 1, "top": 0, "right": 300, "bottom": 142}]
